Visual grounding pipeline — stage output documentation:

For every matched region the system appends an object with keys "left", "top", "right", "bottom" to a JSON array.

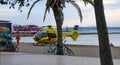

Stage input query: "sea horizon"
[
  {"left": 11, "top": 26, "right": 120, "bottom": 46},
  {"left": 12, "top": 27, "right": 120, "bottom": 47}
]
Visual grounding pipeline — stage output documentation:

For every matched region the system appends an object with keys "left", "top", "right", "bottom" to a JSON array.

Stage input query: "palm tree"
[
  {"left": 41, "top": 0, "right": 93, "bottom": 55},
  {"left": 94, "top": 0, "right": 113, "bottom": 65},
  {"left": 8, "top": 0, "right": 93, "bottom": 55},
  {"left": 49, "top": 0, "right": 94, "bottom": 55}
]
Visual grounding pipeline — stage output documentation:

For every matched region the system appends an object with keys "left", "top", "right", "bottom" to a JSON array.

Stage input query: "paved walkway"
[
  {"left": 18, "top": 43, "right": 120, "bottom": 58},
  {"left": 0, "top": 52, "right": 120, "bottom": 65}
]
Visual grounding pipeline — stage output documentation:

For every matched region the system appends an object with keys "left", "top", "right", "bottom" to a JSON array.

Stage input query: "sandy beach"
[{"left": 17, "top": 42, "right": 120, "bottom": 59}]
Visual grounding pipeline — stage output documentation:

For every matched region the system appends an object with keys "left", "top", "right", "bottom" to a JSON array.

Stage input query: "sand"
[{"left": 17, "top": 42, "right": 120, "bottom": 59}]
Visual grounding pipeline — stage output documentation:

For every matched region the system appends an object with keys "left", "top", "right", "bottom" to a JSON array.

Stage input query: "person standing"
[{"left": 16, "top": 34, "right": 20, "bottom": 45}]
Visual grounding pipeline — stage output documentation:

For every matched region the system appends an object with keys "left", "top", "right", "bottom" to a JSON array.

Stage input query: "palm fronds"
[
  {"left": 27, "top": 0, "right": 41, "bottom": 19},
  {"left": 0, "top": 0, "right": 8, "bottom": 4},
  {"left": 82, "top": 0, "right": 94, "bottom": 6},
  {"left": 43, "top": 6, "right": 50, "bottom": 22},
  {"left": 18, "top": 0, "right": 25, "bottom": 10},
  {"left": 70, "top": 1, "right": 83, "bottom": 22},
  {"left": 8, "top": 0, "right": 94, "bottom": 22},
  {"left": 66, "top": 0, "right": 94, "bottom": 22},
  {"left": 43, "top": 0, "right": 65, "bottom": 22}
]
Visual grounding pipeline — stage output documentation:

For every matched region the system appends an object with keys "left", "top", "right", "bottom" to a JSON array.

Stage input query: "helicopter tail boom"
[
  {"left": 63, "top": 25, "right": 79, "bottom": 41},
  {"left": 70, "top": 25, "right": 79, "bottom": 41}
]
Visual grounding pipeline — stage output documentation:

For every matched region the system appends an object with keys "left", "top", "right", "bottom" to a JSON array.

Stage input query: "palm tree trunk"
[
  {"left": 94, "top": 0, "right": 113, "bottom": 65},
  {"left": 52, "top": 5, "right": 64, "bottom": 55}
]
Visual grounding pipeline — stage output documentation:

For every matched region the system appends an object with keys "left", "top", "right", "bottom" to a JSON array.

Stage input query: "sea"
[{"left": 12, "top": 27, "right": 120, "bottom": 46}]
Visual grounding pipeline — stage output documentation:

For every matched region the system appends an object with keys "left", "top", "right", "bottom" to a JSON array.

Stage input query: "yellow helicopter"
[{"left": 33, "top": 25, "right": 79, "bottom": 45}]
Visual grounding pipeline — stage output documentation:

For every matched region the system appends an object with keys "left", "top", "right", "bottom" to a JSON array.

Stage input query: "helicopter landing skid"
[
  {"left": 33, "top": 43, "right": 56, "bottom": 46},
  {"left": 32, "top": 43, "right": 45, "bottom": 46}
]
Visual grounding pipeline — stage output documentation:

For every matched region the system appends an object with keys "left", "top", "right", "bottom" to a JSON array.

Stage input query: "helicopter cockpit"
[{"left": 34, "top": 32, "right": 57, "bottom": 41}]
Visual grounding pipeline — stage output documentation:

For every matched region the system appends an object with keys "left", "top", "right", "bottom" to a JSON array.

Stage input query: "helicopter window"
[
  {"left": 41, "top": 32, "right": 48, "bottom": 38},
  {"left": 35, "top": 32, "right": 48, "bottom": 38},
  {"left": 49, "top": 33, "right": 57, "bottom": 38},
  {"left": 35, "top": 32, "right": 57, "bottom": 39}
]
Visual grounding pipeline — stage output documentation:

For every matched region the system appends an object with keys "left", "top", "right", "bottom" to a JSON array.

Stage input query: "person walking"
[{"left": 16, "top": 34, "right": 20, "bottom": 45}]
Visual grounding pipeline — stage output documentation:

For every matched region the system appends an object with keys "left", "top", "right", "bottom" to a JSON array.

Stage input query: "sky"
[{"left": 0, "top": 0, "right": 120, "bottom": 27}]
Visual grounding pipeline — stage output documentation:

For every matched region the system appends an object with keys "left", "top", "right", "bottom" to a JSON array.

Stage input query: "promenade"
[
  {"left": 1, "top": 43, "right": 120, "bottom": 65},
  {"left": 1, "top": 52, "right": 120, "bottom": 65},
  {"left": 17, "top": 43, "right": 120, "bottom": 59}
]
